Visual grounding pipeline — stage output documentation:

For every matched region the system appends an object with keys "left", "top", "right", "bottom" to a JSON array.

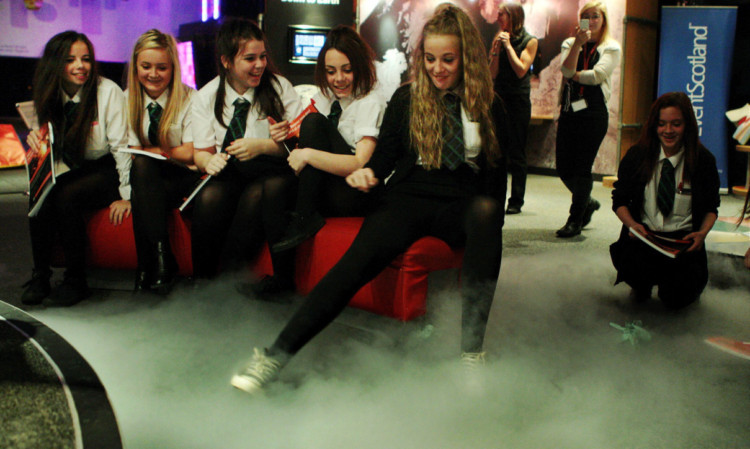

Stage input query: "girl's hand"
[
  {"left": 574, "top": 27, "right": 591, "bottom": 46},
  {"left": 225, "top": 138, "right": 265, "bottom": 162},
  {"left": 205, "top": 152, "right": 230, "bottom": 175},
  {"left": 109, "top": 199, "right": 131, "bottom": 225},
  {"left": 269, "top": 120, "right": 290, "bottom": 143},
  {"left": 498, "top": 31, "right": 511, "bottom": 50},
  {"left": 683, "top": 230, "right": 708, "bottom": 252},
  {"left": 26, "top": 129, "right": 43, "bottom": 155},
  {"left": 627, "top": 223, "right": 648, "bottom": 239},
  {"left": 287, "top": 148, "right": 310, "bottom": 175},
  {"left": 346, "top": 168, "right": 379, "bottom": 192}
]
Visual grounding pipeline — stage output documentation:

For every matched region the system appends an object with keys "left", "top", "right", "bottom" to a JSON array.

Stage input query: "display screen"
[{"left": 289, "top": 26, "right": 329, "bottom": 64}]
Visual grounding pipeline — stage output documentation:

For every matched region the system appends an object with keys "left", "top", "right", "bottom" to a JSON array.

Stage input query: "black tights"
[
  {"left": 191, "top": 165, "right": 296, "bottom": 279},
  {"left": 270, "top": 190, "right": 504, "bottom": 356},
  {"left": 555, "top": 110, "right": 608, "bottom": 221},
  {"left": 130, "top": 155, "right": 200, "bottom": 272},
  {"left": 29, "top": 155, "right": 120, "bottom": 278},
  {"left": 296, "top": 113, "right": 369, "bottom": 217}
]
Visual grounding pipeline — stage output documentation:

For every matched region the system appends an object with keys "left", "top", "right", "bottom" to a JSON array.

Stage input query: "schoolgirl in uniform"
[
  {"left": 610, "top": 92, "right": 719, "bottom": 308},
  {"left": 191, "top": 18, "right": 302, "bottom": 293},
  {"left": 126, "top": 29, "right": 200, "bottom": 295},
  {"left": 22, "top": 31, "right": 131, "bottom": 306},
  {"left": 231, "top": 4, "right": 508, "bottom": 394},
  {"left": 272, "top": 25, "right": 386, "bottom": 252}
]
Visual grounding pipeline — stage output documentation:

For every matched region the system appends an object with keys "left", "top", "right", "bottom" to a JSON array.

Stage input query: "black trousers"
[
  {"left": 503, "top": 95, "right": 531, "bottom": 209},
  {"left": 29, "top": 154, "right": 120, "bottom": 278},
  {"left": 129, "top": 155, "right": 201, "bottom": 272},
  {"left": 191, "top": 157, "right": 296, "bottom": 279},
  {"left": 610, "top": 229, "right": 708, "bottom": 309},
  {"left": 296, "top": 113, "right": 369, "bottom": 217},
  {"left": 555, "top": 109, "right": 608, "bottom": 221},
  {"left": 271, "top": 185, "right": 505, "bottom": 356}
]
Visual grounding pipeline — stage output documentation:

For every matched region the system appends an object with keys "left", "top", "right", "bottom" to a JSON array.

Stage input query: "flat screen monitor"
[{"left": 288, "top": 26, "right": 329, "bottom": 64}]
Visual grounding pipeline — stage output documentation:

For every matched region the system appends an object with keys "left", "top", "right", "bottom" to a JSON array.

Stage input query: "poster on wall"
[
  {"left": 658, "top": 6, "right": 737, "bottom": 191},
  {"left": 358, "top": 0, "right": 624, "bottom": 175}
]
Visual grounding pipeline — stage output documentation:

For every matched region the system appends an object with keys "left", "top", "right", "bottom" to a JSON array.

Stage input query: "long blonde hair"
[
  {"left": 580, "top": 1, "right": 612, "bottom": 45},
  {"left": 410, "top": 3, "right": 500, "bottom": 168},
  {"left": 127, "top": 29, "right": 190, "bottom": 149}
]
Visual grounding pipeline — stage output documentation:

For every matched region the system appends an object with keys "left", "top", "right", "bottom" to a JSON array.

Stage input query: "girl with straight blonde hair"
[
  {"left": 230, "top": 3, "right": 509, "bottom": 395},
  {"left": 126, "top": 29, "right": 200, "bottom": 294},
  {"left": 555, "top": 0, "right": 621, "bottom": 238}
]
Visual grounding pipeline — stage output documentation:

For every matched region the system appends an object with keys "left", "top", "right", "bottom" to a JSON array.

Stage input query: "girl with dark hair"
[
  {"left": 272, "top": 25, "right": 386, "bottom": 252},
  {"left": 610, "top": 91, "right": 720, "bottom": 309},
  {"left": 22, "top": 31, "right": 131, "bottom": 306},
  {"left": 555, "top": 1, "right": 621, "bottom": 237},
  {"left": 126, "top": 29, "right": 200, "bottom": 295},
  {"left": 489, "top": 1, "right": 538, "bottom": 215},
  {"left": 190, "top": 18, "right": 302, "bottom": 293},
  {"left": 231, "top": 3, "right": 508, "bottom": 395}
]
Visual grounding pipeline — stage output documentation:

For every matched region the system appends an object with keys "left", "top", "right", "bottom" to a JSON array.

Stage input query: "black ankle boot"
[
  {"left": 556, "top": 219, "right": 582, "bottom": 238},
  {"left": 272, "top": 212, "right": 326, "bottom": 253},
  {"left": 150, "top": 241, "right": 177, "bottom": 294},
  {"left": 134, "top": 269, "right": 151, "bottom": 294},
  {"left": 21, "top": 269, "right": 52, "bottom": 305}
]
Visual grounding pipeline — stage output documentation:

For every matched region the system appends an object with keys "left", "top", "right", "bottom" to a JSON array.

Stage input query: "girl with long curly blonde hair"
[{"left": 229, "top": 3, "right": 509, "bottom": 395}]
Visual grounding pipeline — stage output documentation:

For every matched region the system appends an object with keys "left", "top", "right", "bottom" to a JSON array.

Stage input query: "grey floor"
[{"left": 1, "top": 174, "right": 749, "bottom": 449}]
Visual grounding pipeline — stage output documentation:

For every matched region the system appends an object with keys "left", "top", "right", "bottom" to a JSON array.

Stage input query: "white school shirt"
[
  {"left": 642, "top": 147, "right": 693, "bottom": 232},
  {"left": 192, "top": 75, "right": 302, "bottom": 152},
  {"left": 62, "top": 77, "right": 131, "bottom": 200},
  {"left": 311, "top": 89, "right": 386, "bottom": 152},
  {"left": 127, "top": 88, "right": 195, "bottom": 148}
]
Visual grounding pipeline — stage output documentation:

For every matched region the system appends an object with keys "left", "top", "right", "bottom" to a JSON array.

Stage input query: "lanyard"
[{"left": 579, "top": 43, "right": 598, "bottom": 96}]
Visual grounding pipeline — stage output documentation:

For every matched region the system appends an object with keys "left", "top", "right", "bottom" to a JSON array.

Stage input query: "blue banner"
[{"left": 658, "top": 6, "right": 737, "bottom": 191}]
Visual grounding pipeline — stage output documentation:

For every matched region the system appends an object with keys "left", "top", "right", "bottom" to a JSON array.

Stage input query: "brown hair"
[
  {"left": 314, "top": 25, "right": 377, "bottom": 100},
  {"left": 635, "top": 91, "right": 704, "bottom": 184}
]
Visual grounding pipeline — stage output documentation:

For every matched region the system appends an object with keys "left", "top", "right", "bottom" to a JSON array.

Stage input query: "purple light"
[{"left": 177, "top": 41, "right": 197, "bottom": 89}]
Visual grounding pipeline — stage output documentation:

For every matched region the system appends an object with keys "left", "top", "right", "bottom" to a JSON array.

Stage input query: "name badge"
[{"left": 571, "top": 99, "right": 587, "bottom": 112}]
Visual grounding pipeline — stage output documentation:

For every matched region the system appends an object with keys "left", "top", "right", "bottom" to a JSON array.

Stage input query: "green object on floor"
[{"left": 610, "top": 320, "right": 652, "bottom": 346}]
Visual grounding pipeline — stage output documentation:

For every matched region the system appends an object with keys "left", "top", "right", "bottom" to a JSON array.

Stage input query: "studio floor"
[{"left": 1, "top": 173, "right": 749, "bottom": 449}]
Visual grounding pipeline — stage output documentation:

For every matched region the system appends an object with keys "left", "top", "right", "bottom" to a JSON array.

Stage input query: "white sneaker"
[
  {"left": 231, "top": 348, "right": 282, "bottom": 394},
  {"left": 461, "top": 351, "right": 487, "bottom": 371}
]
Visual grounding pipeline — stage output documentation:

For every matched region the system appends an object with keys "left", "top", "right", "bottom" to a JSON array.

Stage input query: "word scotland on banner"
[{"left": 657, "top": 6, "right": 738, "bottom": 191}]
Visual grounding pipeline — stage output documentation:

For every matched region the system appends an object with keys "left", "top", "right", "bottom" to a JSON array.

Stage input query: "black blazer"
[
  {"left": 611, "top": 143, "right": 720, "bottom": 238},
  {"left": 365, "top": 84, "right": 508, "bottom": 204}
]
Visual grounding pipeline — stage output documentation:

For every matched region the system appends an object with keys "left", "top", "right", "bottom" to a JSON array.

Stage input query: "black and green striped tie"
[
  {"left": 221, "top": 98, "right": 250, "bottom": 151},
  {"left": 441, "top": 92, "right": 464, "bottom": 171},
  {"left": 328, "top": 100, "right": 342, "bottom": 129},
  {"left": 147, "top": 102, "right": 162, "bottom": 147},
  {"left": 657, "top": 159, "right": 675, "bottom": 217}
]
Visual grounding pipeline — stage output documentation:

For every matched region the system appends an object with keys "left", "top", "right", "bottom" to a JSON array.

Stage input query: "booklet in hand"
[
  {"left": 26, "top": 122, "right": 68, "bottom": 217},
  {"left": 629, "top": 227, "right": 692, "bottom": 259}
]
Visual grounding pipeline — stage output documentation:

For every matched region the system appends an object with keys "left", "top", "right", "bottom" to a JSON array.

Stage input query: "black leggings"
[
  {"left": 130, "top": 156, "right": 200, "bottom": 271},
  {"left": 270, "top": 189, "right": 504, "bottom": 356},
  {"left": 191, "top": 160, "right": 296, "bottom": 279},
  {"left": 295, "top": 113, "right": 369, "bottom": 217},
  {"left": 503, "top": 95, "right": 531, "bottom": 209},
  {"left": 29, "top": 154, "right": 120, "bottom": 278},
  {"left": 555, "top": 110, "right": 608, "bottom": 220}
]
